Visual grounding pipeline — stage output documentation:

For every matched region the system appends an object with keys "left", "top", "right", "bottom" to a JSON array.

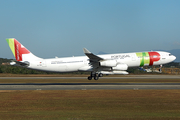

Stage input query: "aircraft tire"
[
  {"left": 88, "top": 76, "right": 92, "bottom": 80},
  {"left": 98, "top": 73, "right": 103, "bottom": 77},
  {"left": 94, "top": 76, "right": 99, "bottom": 80}
]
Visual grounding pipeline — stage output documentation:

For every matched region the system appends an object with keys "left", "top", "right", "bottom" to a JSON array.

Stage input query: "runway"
[
  {"left": 0, "top": 75, "right": 180, "bottom": 79},
  {"left": 0, "top": 75, "right": 180, "bottom": 90},
  {"left": 0, "top": 83, "right": 180, "bottom": 90}
]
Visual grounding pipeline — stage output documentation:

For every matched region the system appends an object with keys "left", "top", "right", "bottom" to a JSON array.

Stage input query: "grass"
[
  {"left": 0, "top": 74, "right": 180, "bottom": 119},
  {"left": 0, "top": 90, "right": 180, "bottom": 120}
]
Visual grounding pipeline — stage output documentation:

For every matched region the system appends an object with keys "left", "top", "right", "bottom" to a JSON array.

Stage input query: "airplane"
[{"left": 6, "top": 38, "right": 176, "bottom": 80}]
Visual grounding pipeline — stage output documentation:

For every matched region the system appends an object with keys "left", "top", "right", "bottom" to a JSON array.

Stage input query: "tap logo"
[
  {"left": 136, "top": 52, "right": 160, "bottom": 66},
  {"left": 14, "top": 39, "right": 30, "bottom": 61}
]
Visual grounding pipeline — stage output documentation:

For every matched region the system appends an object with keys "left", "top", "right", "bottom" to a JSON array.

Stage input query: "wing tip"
[{"left": 83, "top": 48, "right": 91, "bottom": 54}]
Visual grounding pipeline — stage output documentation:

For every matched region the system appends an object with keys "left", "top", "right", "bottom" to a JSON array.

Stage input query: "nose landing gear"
[{"left": 159, "top": 65, "right": 162, "bottom": 73}]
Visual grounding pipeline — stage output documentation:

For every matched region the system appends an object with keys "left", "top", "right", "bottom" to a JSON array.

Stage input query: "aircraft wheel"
[
  {"left": 88, "top": 76, "right": 92, "bottom": 80},
  {"left": 98, "top": 73, "right": 103, "bottom": 77},
  {"left": 94, "top": 76, "right": 99, "bottom": 80}
]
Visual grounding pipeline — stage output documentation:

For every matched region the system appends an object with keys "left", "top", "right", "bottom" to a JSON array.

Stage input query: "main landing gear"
[{"left": 87, "top": 72, "right": 103, "bottom": 80}]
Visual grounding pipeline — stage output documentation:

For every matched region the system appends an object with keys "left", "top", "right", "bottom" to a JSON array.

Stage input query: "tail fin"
[{"left": 6, "top": 38, "right": 42, "bottom": 61}]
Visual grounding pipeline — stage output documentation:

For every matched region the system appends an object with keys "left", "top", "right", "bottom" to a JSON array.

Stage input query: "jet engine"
[
  {"left": 100, "top": 60, "right": 117, "bottom": 67},
  {"left": 100, "top": 71, "right": 129, "bottom": 75},
  {"left": 112, "top": 64, "right": 128, "bottom": 71}
]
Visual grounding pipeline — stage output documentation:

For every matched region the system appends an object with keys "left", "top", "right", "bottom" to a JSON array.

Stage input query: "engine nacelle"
[
  {"left": 100, "top": 60, "right": 117, "bottom": 67},
  {"left": 112, "top": 64, "right": 128, "bottom": 71},
  {"left": 100, "top": 71, "right": 129, "bottom": 75}
]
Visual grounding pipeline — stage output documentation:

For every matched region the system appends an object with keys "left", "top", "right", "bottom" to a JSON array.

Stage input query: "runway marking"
[
  {"left": 0, "top": 75, "right": 180, "bottom": 90},
  {"left": 0, "top": 83, "right": 180, "bottom": 90},
  {"left": 36, "top": 89, "right": 42, "bottom": 90}
]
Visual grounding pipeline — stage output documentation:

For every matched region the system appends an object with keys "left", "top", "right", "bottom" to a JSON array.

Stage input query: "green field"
[{"left": 0, "top": 90, "right": 180, "bottom": 120}]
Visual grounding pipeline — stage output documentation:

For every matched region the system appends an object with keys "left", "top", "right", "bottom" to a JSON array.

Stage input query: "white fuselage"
[{"left": 27, "top": 51, "right": 176, "bottom": 73}]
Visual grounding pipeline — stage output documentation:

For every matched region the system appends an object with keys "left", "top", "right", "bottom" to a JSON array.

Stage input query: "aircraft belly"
[{"left": 59, "top": 63, "right": 84, "bottom": 72}]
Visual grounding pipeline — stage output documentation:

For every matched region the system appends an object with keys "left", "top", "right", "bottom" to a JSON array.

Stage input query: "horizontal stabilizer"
[{"left": 10, "top": 61, "right": 29, "bottom": 67}]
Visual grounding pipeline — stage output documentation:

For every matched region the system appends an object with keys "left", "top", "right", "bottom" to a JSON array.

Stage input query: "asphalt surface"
[
  {"left": 0, "top": 75, "right": 180, "bottom": 79},
  {"left": 0, "top": 82, "right": 180, "bottom": 90},
  {"left": 0, "top": 75, "right": 180, "bottom": 90}
]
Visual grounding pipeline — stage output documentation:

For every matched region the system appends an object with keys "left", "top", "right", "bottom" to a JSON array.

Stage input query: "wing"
[
  {"left": 83, "top": 48, "right": 104, "bottom": 71},
  {"left": 83, "top": 48, "right": 129, "bottom": 75},
  {"left": 83, "top": 48, "right": 103, "bottom": 62}
]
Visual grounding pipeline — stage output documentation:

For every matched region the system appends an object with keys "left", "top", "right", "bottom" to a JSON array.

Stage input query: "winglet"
[
  {"left": 83, "top": 48, "right": 103, "bottom": 61},
  {"left": 83, "top": 48, "right": 91, "bottom": 54}
]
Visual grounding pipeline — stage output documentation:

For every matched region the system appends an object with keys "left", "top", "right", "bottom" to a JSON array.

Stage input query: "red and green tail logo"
[{"left": 6, "top": 38, "right": 30, "bottom": 61}]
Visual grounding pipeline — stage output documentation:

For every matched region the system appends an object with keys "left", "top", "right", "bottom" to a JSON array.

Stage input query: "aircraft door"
[
  {"left": 42, "top": 61, "right": 47, "bottom": 67},
  {"left": 132, "top": 54, "right": 136, "bottom": 61}
]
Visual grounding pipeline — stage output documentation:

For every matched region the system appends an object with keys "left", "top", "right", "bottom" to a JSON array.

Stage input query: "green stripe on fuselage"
[
  {"left": 143, "top": 52, "right": 150, "bottom": 66},
  {"left": 136, "top": 52, "right": 150, "bottom": 67}
]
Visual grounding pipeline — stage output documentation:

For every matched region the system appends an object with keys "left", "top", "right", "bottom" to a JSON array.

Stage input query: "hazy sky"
[{"left": 1, "top": 0, "right": 180, "bottom": 59}]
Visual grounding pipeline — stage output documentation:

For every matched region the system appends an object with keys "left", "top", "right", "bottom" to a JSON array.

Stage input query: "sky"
[{"left": 0, "top": 0, "right": 180, "bottom": 59}]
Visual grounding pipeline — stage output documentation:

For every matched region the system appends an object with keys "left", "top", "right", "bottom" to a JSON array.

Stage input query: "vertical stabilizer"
[{"left": 6, "top": 38, "right": 42, "bottom": 61}]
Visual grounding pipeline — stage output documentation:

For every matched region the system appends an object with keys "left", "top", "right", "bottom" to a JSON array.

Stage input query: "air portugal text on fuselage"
[
  {"left": 136, "top": 52, "right": 160, "bottom": 66},
  {"left": 111, "top": 54, "right": 130, "bottom": 59}
]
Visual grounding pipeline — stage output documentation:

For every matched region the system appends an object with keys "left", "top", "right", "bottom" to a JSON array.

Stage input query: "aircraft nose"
[
  {"left": 173, "top": 55, "right": 176, "bottom": 61},
  {"left": 172, "top": 55, "right": 176, "bottom": 61}
]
